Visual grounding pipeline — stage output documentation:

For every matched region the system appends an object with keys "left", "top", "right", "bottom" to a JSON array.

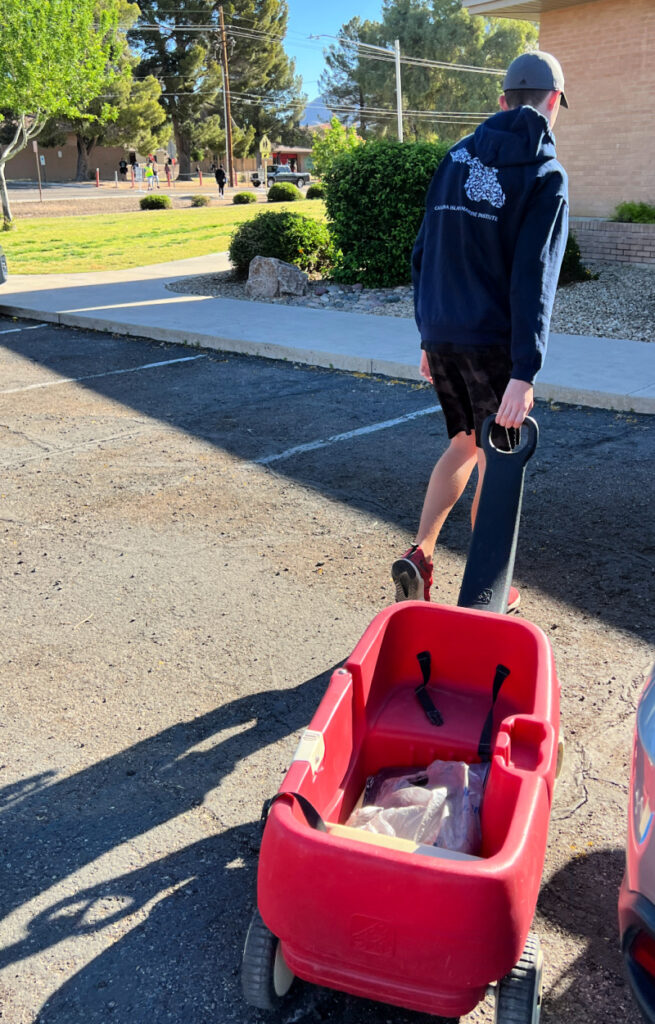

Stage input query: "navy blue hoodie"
[{"left": 412, "top": 105, "right": 568, "bottom": 383}]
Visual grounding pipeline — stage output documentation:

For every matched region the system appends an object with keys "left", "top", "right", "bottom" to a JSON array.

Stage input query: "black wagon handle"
[
  {"left": 481, "top": 414, "right": 539, "bottom": 467},
  {"left": 457, "top": 414, "right": 539, "bottom": 614}
]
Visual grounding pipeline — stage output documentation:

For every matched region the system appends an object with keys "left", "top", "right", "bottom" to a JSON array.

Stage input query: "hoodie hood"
[{"left": 471, "top": 106, "right": 557, "bottom": 168}]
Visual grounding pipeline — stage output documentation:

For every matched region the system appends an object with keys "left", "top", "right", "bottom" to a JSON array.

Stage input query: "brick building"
[{"left": 462, "top": 0, "right": 654, "bottom": 219}]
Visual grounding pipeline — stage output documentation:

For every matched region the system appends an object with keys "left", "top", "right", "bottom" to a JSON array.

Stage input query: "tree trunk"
[
  {"left": 76, "top": 136, "right": 96, "bottom": 182},
  {"left": 0, "top": 162, "right": 12, "bottom": 223},
  {"left": 173, "top": 123, "right": 193, "bottom": 181}
]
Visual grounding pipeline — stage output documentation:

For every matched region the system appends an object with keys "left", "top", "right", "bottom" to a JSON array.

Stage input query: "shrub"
[
  {"left": 229, "top": 210, "right": 335, "bottom": 277},
  {"left": 312, "top": 116, "right": 361, "bottom": 178},
  {"left": 190, "top": 194, "right": 210, "bottom": 207},
  {"left": 267, "top": 182, "right": 302, "bottom": 203},
  {"left": 558, "top": 231, "right": 598, "bottom": 286},
  {"left": 323, "top": 139, "right": 449, "bottom": 287},
  {"left": 306, "top": 183, "right": 325, "bottom": 200},
  {"left": 612, "top": 201, "right": 655, "bottom": 224},
  {"left": 233, "top": 191, "right": 257, "bottom": 205},
  {"left": 140, "top": 194, "right": 172, "bottom": 210}
]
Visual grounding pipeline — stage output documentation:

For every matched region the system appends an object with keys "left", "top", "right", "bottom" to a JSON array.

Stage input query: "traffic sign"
[{"left": 259, "top": 134, "right": 271, "bottom": 160}]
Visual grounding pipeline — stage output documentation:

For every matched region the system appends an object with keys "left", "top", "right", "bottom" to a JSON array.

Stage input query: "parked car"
[
  {"left": 619, "top": 663, "right": 655, "bottom": 1021},
  {"left": 267, "top": 165, "right": 310, "bottom": 188}
]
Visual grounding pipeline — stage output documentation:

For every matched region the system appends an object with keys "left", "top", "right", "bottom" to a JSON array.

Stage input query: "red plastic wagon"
[{"left": 242, "top": 417, "right": 561, "bottom": 1022}]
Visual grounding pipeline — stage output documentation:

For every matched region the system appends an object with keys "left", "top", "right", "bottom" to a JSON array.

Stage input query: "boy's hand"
[
  {"left": 419, "top": 350, "right": 433, "bottom": 383},
  {"left": 496, "top": 378, "right": 534, "bottom": 428}
]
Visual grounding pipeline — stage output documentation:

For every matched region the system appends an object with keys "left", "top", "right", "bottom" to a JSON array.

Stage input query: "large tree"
[
  {"left": 0, "top": 0, "right": 121, "bottom": 219},
  {"left": 319, "top": 0, "right": 538, "bottom": 143},
  {"left": 41, "top": 0, "right": 170, "bottom": 181},
  {"left": 319, "top": 18, "right": 383, "bottom": 137},
  {"left": 226, "top": 0, "right": 306, "bottom": 148},
  {"left": 129, "top": 1, "right": 306, "bottom": 179}
]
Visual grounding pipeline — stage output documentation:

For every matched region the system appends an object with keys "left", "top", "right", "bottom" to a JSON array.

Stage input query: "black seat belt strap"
[
  {"left": 261, "top": 791, "right": 328, "bottom": 832},
  {"left": 415, "top": 650, "right": 444, "bottom": 727},
  {"left": 478, "top": 664, "right": 511, "bottom": 761}
]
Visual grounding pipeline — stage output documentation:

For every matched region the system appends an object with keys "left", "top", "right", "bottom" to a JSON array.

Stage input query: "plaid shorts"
[{"left": 424, "top": 343, "right": 513, "bottom": 448}]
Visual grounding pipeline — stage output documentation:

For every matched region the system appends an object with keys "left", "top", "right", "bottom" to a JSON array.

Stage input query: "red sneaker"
[
  {"left": 391, "top": 545, "right": 433, "bottom": 602},
  {"left": 507, "top": 585, "right": 521, "bottom": 614}
]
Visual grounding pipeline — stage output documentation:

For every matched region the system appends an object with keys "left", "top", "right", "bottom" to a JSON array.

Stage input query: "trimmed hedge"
[
  {"left": 306, "top": 183, "right": 325, "bottom": 200},
  {"left": 323, "top": 139, "right": 449, "bottom": 287},
  {"left": 140, "top": 194, "right": 172, "bottom": 210},
  {"left": 233, "top": 191, "right": 257, "bottom": 205},
  {"left": 229, "top": 210, "right": 334, "bottom": 277},
  {"left": 190, "top": 194, "right": 210, "bottom": 207},
  {"left": 267, "top": 182, "right": 302, "bottom": 203},
  {"left": 612, "top": 201, "right": 655, "bottom": 224}
]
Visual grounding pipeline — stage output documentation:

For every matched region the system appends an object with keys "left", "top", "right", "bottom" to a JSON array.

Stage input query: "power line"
[
  {"left": 132, "top": 17, "right": 502, "bottom": 135},
  {"left": 135, "top": 20, "right": 507, "bottom": 76}
]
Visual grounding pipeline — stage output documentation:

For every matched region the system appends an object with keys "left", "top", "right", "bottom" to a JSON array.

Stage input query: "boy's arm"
[
  {"left": 412, "top": 217, "right": 426, "bottom": 333},
  {"left": 508, "top": 169, "right": 569, "bottom": 385}
]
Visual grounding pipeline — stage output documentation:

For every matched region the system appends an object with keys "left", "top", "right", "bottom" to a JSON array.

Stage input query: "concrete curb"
[{"left": 2, "top": 299, "right": 653, "bottom": 415}]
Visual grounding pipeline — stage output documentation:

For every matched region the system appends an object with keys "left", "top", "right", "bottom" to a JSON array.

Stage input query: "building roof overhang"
[{"left": 462, "top": 0, "right": 598, "bottom": 18}]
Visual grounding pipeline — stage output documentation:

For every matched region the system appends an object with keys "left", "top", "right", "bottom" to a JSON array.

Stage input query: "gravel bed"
[{"left": 168, "top": 261, "right": 655, "bottom": 342}]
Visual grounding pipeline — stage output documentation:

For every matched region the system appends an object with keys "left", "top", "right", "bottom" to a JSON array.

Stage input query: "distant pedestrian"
[
  {"left": 151, "top": 159, "right": 160, "bottom": 188},
  {"left": 118, "top": 159, "right": 128, "bottom": 180},
  {"left": 144, "top": 163, "right": 154, "bottom": 190},
  {"left": 215, "top": 163, "right": 227, "bottom": 196}
]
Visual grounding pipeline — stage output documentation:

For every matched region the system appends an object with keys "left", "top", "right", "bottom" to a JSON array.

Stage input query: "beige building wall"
[
  {"left": 5, "top": 136, "right": 169, "bottom": 183},
  {"left": 540, "top": 0, "right": 655, "bottom": 217}
]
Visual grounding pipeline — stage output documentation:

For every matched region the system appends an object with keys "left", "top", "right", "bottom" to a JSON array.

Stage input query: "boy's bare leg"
[
  {"left": 470, "top": 448, "right": 486, "bottom": 529},
  {"left": 415, "top": 431, "right": 478, "bottom": 559}
]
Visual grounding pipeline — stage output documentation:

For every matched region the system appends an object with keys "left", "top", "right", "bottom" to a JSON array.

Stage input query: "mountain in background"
[{"left": 300, "top": 96, "right": 333, "bottom": 127}]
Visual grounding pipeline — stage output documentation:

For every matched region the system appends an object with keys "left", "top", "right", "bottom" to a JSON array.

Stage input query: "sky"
[{"left": 284, "top": 0, "right": 383, "bottom": 98}]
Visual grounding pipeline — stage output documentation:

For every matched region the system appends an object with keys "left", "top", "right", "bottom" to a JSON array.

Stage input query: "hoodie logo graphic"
[{"left": 451, "top": 148, "right": 506, "bottom": 209}]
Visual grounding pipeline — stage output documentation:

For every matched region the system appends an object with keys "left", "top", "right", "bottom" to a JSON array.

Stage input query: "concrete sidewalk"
[{"left": 0, "top": 253, "right": 653, "bottom": 414}]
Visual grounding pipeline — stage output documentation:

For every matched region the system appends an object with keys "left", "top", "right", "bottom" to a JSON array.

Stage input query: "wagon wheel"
[
  {"left": 494, "top": 932, "right": 543, "bottom": 1024},
  {"left": 241, "top": 909, "right": 296, "bottom": 1010}
]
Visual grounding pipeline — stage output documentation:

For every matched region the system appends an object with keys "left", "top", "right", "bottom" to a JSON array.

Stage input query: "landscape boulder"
[{"left": 246, "top": 256, "right": 308, "bottom": 299}]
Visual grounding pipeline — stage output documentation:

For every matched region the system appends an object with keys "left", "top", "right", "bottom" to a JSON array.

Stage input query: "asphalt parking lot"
[{"left": 0, "top": 317, "right": 653, "bottom": 1024}]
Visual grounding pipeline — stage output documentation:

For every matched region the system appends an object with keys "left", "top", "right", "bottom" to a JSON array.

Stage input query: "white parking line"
[
  {"left": 255, "top": 405, "right": 442, "bottom": 465},
  {"left": 0, "top": 323, "right": 47, "bottom": 336},
  {"left": 0, "top": 354, "right": 207, "bottom": 395}
]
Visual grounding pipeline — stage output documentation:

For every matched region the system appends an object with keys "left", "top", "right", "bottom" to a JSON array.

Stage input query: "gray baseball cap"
[{"left": 503, "top": 51, "right": 568, "bottom": 108}]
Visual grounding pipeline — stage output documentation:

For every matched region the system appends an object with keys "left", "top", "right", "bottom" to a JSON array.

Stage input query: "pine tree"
[
  {"left": 129, "top": 1, "right": 306, "bottom": 178},
  {"left": 319, "top": 18, "right": 381, "bottom": 136},
  {"left": 320, "top": 0, "right": 538, "bottom": 143},
  {"left": 226, "top": 0, "right": 306, "bottom": 147}
]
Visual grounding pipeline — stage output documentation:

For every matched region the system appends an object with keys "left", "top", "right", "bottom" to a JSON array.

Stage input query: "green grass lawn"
[{"left": 3, "top": 200, "right": 327, "bottom": 275}]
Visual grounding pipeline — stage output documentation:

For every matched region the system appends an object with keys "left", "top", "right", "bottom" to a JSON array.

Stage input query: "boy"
[{"left": 392, "top": 51, "right": 569, "bottom": 611}]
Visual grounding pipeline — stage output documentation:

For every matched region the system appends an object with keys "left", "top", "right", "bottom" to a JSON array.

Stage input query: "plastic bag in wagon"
[{"left": 346, "top": 759, "right": 489, "bottom": 855}]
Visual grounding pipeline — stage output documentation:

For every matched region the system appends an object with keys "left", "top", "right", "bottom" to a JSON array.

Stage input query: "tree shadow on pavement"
[
  {"left": 538, "top": 848, "right": 640, "bottom": 1023},
  {"left": 0, "top": 329, "right": 653, "bottom": 643},
  {"left": 0, "top": 654, "right": 455, "bottom": 1024},
  {"left": 0, "top": 665, "right": 335, "bottom": 949},
  {"left": 26, "top": 818, "right": 457, "bottom": 1024}
]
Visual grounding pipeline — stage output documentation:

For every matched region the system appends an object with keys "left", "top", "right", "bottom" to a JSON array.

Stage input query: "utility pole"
[
  {"left": 394, "top": 39, "right": 404, "bottom": 142},
  {"left": 221, "top": 78, "right": 231, "bottom": 187},
  {"left": 218, "top": 5, "right": 235, "bottom": 188}
]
